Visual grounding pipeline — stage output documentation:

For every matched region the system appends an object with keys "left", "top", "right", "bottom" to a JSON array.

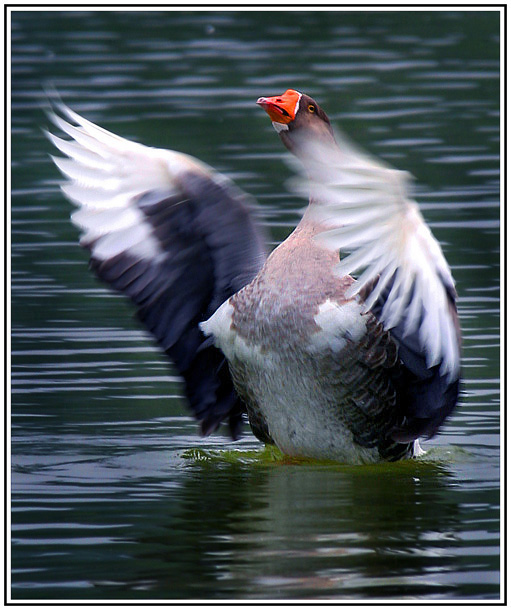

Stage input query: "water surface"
[{"left": 10, "top": 9, "right": 500, "bottom": 601}]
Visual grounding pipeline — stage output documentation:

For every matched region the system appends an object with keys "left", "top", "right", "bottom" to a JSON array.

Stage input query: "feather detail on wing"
[
  {"left": 46, "top": 98, "right": 267, "bottom": 438},
  {"left": 294, "top": 131, "right": 460, "bottom": 385}
]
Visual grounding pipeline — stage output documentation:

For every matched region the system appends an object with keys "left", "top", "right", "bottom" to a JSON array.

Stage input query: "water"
[{"left": 10, "top": 9, "right": 501, "bottom": 601}]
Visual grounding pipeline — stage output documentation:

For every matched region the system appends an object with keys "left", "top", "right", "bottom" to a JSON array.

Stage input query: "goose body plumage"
[{"left": 47, "top": 89, "right": 461, "bottom": 464}]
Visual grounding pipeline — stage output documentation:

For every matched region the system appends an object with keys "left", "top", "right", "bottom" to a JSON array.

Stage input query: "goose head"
[{"left": 256, "top": 89, "right": 337, "bottom": 156}]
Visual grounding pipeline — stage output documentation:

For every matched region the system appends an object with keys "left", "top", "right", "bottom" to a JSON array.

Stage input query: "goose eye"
[{"left": 307, "top": 104, "right": 315, "bottom": 113}]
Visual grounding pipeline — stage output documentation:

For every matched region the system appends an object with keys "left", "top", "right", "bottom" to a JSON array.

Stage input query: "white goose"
[{"left": 47, "top": 89, "right": 461, "bottom": 464}]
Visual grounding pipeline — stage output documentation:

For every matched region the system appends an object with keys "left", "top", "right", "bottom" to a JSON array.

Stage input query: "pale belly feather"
[{"left": 201, "top": 297, "right": 386, "bottom": 464}]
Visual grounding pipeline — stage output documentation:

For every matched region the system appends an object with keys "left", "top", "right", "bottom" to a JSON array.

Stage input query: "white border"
[{"left": 4, "top": 4, "right": 506, "bottom": 606}]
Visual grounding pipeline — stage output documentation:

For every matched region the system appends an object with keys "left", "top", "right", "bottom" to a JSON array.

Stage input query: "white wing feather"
[
  {"left": 299, "top": 132, "right": 459, "bottom": 382},
  {"left": 46, "top": 101, "right": 214, "bottom": 261}
]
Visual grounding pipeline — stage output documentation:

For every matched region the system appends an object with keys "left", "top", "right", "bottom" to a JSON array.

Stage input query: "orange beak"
[{"left": 256, "top": 89, "right": 301, "bottom": 124}]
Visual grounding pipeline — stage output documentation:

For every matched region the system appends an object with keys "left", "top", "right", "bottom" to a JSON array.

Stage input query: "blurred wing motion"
[
  {"left": 297, "top": 131, "right": 461, "bottom": 440},
  {"left": 46, "top": 99, "right": 267, "bottom": 438}
]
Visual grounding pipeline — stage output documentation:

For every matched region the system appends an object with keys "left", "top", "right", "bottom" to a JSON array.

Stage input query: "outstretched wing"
[
  {"left": 294, "top": 131, "right": 461, "bottom": 440},
  {"left": 46, "top": 100, "right": 268, "bottom": 438}
]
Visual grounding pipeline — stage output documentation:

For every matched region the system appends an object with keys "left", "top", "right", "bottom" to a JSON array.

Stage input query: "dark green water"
[{"left": 10, "top": 9, "right": 500, "bottom": 600}]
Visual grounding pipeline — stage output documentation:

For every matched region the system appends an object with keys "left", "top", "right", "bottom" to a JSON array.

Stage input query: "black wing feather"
[
  {"left": 368, "top": 276, "right": 461, "bottom": 441},
  {"left": 89, "top": 181, "right": 266, "bottom": 438},
  {"left": 48, "top": 102, "right": 267, "bottom": 438}
]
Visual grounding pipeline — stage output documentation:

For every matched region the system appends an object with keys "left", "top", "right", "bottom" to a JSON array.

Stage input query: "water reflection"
[
  {"left": 105, "top": 459, "right": 472, "bottom": 600},
  {"left": 12, "top": 433, "right": 498, "bottom": 600}
]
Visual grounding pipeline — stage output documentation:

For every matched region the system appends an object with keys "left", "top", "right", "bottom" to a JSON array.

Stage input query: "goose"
[{"left": 46, "top": 89, "right": 461, "bottom": 464}]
